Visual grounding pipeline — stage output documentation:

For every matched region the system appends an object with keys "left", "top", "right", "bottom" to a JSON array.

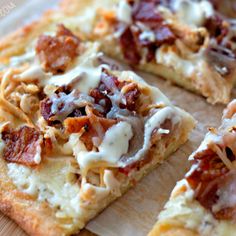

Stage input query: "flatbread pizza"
[{"left": 0, "top": 13, "right": 194, "bottom": 236}]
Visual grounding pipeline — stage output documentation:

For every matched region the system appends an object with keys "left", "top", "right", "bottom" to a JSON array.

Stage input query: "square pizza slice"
[
  {"left": 149, "top": 99, "right": 236, "bottom": 236},
  {"left": 0, "top": 17, "right": 194, "bottom": 236},
  {"left": 57, "top": 0, "right": 236, "bottom": 104}
]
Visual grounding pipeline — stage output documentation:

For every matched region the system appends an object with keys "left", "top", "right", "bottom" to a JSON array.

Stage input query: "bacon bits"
[
  {"left": 36, "top": 24, "right": 80, "bottom": 74},
  {"left": 119, "top": 27, "right": 141, "bottom": 65},
  {"left": 2, "top": 126, "right": 42, "bottom": 166},
  {"left": 118, "top": 0, "right": 176, "bottom": 64},
  {"left": 186, "top": 147, "right": 236, "bottom": 220},
  {"left": 64, "top": 112, "right": 116, "bottom": 151}
]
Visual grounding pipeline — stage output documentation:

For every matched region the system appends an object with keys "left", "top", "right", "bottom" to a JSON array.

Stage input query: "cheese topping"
[
  {"left": 156, "top": 46, "right": 196, "bottom": 77},
  {"left": 159, "top": 180, "right": 236, "bottom": 236},
  {"left": 172, "top": 0, "right": 214, "bottom": 27},
  {"left": 19, "top": 43, "right": 106, "bottom": 93},
  {"left": 73, "top": 121, "right": 133, "bottom": 171},
  {"left": 117, "top": 0, "right": 132, "bottom": 24}
]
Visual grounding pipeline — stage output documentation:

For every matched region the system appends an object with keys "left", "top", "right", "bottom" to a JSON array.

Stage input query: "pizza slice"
[
  {"left": 58, "top": 0, "right": 236, "bottom": 104},
  {"left": 148, "top": 99, "right": 236, "bottom": 236},
  {"left": 0, "top": 19, "right": 194, "bottom": 236}
]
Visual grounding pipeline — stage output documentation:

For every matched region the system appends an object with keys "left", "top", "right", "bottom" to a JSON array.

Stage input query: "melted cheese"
[
  {"left": 18, "top": 64, "right": 48, "bottom": 81},
  {"left": 7, "top": 159, "right": 121, "bottom": 224},
  {"left": 7, "top": 161, "right": 83, "bottom": 219},
  {"left": 156, "top": 47, "right": 196, "bottom": 77},
  {"left": 10, "top": 50, "right": 35, "bottom": 66},
  {"left": 73, "top": 121, "right": 133, "bottom": 171},
  {"left": 159, "top": 180, "right": 236, "bottom": 236},
  {"left": 139, "top": 30, "right": 155, "bottom": 42},
  {"left": 117, "top": 0, "right": 132, "bottom": 24},
  {"left": 119, "top": 106, "right": 181, "bottom": 167},
  {"left": 118, "top": 71, "right": 171, "bottom": 105},
  {"left": 173, "top": 0, "right": 214, "bottom": 27},
  {"left": 33, "top": 144, "right": 42, "bottom": 164}
]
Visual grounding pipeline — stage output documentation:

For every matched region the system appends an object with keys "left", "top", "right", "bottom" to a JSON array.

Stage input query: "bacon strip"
[
  {"left": 64, "top": 107, "right": 117, "bottom": 151},
  {"left": 186, "top": 145, "right": 236, "bottom": 220},
  {"left": 2, "top": 126, "right": 42, "bottom": 167},
  {"left": 36, "top": 24, "right": 80, "bottom": 74}
]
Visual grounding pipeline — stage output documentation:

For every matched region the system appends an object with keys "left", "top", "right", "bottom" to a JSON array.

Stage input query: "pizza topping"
[
  {"left": 119, "top": 26, "right": 141, "bottom": 65},
  {"left": 40, "top": 89, "right": 94, "bottom": 125},
  {"left": 204, "top": 15, "right": 229, "bottom": 44},
  {"left": 116, "top": 0, "right": 176, "bottom": 64},
  {"left": 36, "top": 24, "right": 80, "bottom": 74},
  {"left": 117, "top": 0, "right": 132, "bottom": 24},
  {"left": 64, "top": 107, "right": 117, "bottom": 151},
  {"left": 2, "top": 126, "right": 43, "bottom": 166},
  {"left": 186, "top": 112, "right": 236, "bottom": 220}
]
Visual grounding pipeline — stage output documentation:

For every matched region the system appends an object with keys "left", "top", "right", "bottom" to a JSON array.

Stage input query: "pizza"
[
  {"left": 57, "top": 0, "right": 236, "bottom": 104},
  {"left": 148, "top": 99, "right": 236, "bottom": 236},
  {"left": 0, "top": 11, "right": 195, "bottom": 236}
]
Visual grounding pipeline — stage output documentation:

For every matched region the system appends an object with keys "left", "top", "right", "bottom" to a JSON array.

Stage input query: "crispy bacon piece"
[
  {"left": 118, "top": 0, "right": 176, "bottom": 64},
  {"left": 40, "top": 91, "right": 87, "bottom": 125},
  {"left": 119, "top": 118, "right": 173, "bottom": 175},
  {"left": 90, "top": 70, "right": 141, "bottom": 112},
  {"left": 36, "top": 24, "right": 80, "bottom": 74},
  {"left": 2, "top": 126, "right": 42, "bottom": 167},
  {"left": 64, "top": 109, "right": 117, "bottom": 151},
  {"left": 186, "top": 147, "right": 236, "bottom": 220},
  {"left": 119, "top": 27, "right": 141, "bottom": 65}
]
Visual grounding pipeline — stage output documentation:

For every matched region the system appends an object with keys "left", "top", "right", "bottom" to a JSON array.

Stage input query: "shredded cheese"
[{"left": 209, "top": 142, "right": 234, "bottom": 170}]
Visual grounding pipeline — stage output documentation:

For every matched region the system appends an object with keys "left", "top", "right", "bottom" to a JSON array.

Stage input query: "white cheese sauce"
[
  {"left": 119, "top": 106, "right": 181, "bottom": 167},
  {"left": 75, "top": 121, "right": 133, "bottom": 171},
  {"left": 117, "top": 0, "right": 132, "bottom": 24},
  {"left": 172, "top": 0, "right": 214, "bottom": 27}
]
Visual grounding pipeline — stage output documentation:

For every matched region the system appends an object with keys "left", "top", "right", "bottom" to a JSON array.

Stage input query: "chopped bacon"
[
  {"left": 40, "top": 97, "right": 54, "bottom": 123},
  {"left": 186, "top": 146, "right": 236, "bottom": 220},
  {"left": 40, "top": 91, "right": 88, "bottom": 125},
  {"left": 119, "top": 27, "right": 141, "bottom": 65},
  {"left": 36, "top": 24, "right": 80, "bottom": 74},
  {"left": 90, "top": 70, "right": 141, "bottom": 112},
  {"left": 2, "top": 126, "right": 42, "bottom": 167},
  {"left": 64, "top": 109, "right": 117, "bottom": 151}
]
